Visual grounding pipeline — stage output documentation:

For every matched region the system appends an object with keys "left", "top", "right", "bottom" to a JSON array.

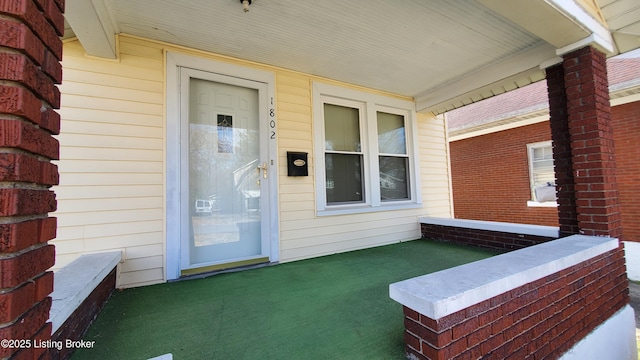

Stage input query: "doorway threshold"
[{"left": 178, "top": 257, "right": 271, "bottom": 280}]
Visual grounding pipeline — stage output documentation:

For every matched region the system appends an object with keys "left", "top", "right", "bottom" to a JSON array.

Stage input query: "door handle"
[{"left": 257, "top": 162, "right": 268, "bottom": 179}]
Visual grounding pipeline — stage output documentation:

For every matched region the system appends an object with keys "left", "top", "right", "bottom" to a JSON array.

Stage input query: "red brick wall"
[
  {"left": 0, "top": 0, "right": 63, "bottom": 359},
  {"left": 450, "top": 121, "right": 559, "bottom": 227},
  {"left": 50, "top": 269, "right": 116, "bottom": 360},
  {"left": 421, "top": 223, "right": 556, "bottom": 252},
  {"left": 611, "top": 101, "right": 640, "bottom": 242},
  {"left": 402, "top": 245, "right": 628, "bottom": 359},
  {"left": 450, "top": 88, "right": 639, "bottom": 243}
]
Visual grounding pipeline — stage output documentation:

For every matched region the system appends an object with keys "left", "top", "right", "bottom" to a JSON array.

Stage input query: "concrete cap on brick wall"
[{"left": 389, "top": 234, "right": 618, "bottom": 319}]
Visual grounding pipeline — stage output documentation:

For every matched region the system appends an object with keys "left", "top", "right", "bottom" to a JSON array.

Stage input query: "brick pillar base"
[
  {"left": 546, "top": 46, "right": 623, "bottom": 239},
  {"left": 0, "top": 0, "right": 64, "bottom": 359}
]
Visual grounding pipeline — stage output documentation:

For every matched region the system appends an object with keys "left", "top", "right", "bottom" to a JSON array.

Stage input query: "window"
[
  {"left": 313, "top": 83, "right": 420, "bottom": 214},
  {"left": 377, "top": 111, "right": 409, "bottom": 201},
  {"left": 324, "top": 103, "right": 364, "bottom": 204},
  {"left": 527, "top": 141, "right": 556, "bottom": 204}
]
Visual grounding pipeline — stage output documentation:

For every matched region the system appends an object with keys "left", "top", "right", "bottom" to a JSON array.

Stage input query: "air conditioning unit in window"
[{"left": 534, "top": 183, "right": 557, "bottom": 202}]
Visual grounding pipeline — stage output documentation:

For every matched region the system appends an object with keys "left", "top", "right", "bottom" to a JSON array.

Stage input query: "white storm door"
[{"left": 179, "top": 68, "right": 270, "bottom": 274}]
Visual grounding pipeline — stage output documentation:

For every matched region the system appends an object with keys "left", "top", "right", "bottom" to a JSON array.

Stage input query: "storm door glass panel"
[
  {"left": 377, "top": 111, "right": 409, "bottom": 200},
  {"left": 188, "top": 78, "right": 261, "bottom": 266},
  {"left": 324, "top": 103, "right": 364, "bottom": 204}
]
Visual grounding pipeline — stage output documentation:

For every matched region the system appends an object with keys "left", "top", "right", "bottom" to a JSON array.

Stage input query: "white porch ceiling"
[{"left": 64, "top": 0, "right": 640, "bottom": 114}]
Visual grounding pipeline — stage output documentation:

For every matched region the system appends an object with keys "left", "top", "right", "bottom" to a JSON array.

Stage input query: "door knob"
[{"left": 257, "top": 162, "right": 268, "bottom": 178}]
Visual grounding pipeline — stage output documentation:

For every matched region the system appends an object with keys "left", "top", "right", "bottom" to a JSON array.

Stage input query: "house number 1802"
[{"left": 269, "top": 97, "right": 276, "bottom": 139}]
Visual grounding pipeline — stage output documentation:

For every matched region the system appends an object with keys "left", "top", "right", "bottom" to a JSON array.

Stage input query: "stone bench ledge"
[
  {"left": 419, "top": 216, "right": 560, "bottom": 238},
  {"left": 49, "top": 251, "right": 122, "bottom": 332},
  {"left": 389, "top": 235, "right": 618, "bottom": 319}
]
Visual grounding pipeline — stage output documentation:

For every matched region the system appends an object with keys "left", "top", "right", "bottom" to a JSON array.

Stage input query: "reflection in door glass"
[{"left": 188, "top": 78, "right": 261, "bottom": 266}]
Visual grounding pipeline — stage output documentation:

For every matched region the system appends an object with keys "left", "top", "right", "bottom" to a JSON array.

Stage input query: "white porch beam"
[
  {"left": 415, "top": 43, "right": 558, "bottom": 114},
  {"left": 65, "top": 0, "right": 118, "bottom": 59}
]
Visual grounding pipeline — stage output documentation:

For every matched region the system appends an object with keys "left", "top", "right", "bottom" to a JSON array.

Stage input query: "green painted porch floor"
[{"left": 71, "top": 240, "right": 498, "bottom": 360}]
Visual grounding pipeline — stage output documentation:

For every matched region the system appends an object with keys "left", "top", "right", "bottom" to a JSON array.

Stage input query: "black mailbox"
[{"left": 287, "top": 152, "right": 308, "bottom": 176}]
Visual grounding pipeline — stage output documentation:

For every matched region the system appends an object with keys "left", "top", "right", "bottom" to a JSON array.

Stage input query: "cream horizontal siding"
[
  {"left": 279, "top": 211, "right": 424, "bottom": 261},
  {"left": 55, "top": 34, "right": 454, "bottom": 286},
  {"left": 54, "top": 37, "right": 165, "bottom": 288},
  {"left": 418, "top": 113, "right": 454, "bottom": 218},
  {"left": 61, "top": 107, "right": 162, "bottom": 127},
  {"left": 57, "top": 173, "right": 161, "bottom": 187}
]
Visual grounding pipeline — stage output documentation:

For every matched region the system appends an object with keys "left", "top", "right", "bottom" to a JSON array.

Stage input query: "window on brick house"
[
  {"left": 313, "top": 82, "right": 421, "bottom": 215},
  {"left": 527, "top": 141, "right": 557, "bottom": 205}
]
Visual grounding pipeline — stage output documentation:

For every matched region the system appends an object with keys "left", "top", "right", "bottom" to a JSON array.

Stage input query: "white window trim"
[
  {"left": 312, "top": 82, "right": 421, "bottom": 216},
  {"left": 526, "top": 140, "right": 557, "bottom": 207},
  {"left": 527, "top": 200, "right": 558, "bottom": 208}
]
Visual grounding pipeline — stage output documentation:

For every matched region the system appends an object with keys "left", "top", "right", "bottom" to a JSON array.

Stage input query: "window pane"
[
  {"left": 532, "top": 150, "right": 554, "bottom": 188},
  {"left": 377, "top": 112, "right": 406, "bottom": 154},
  {"left": 379, "top": 156, "right": 409, "bottom": 200},
  {"left": 533, "top": 147, "right": 543, "bottom": 160},
  {"left": 325, "top": 153, "right": 363, "bottom": 203},
  {"left": 532, "top": 161, "right": 555, "bottom": 187},
  {"left": 530, "top": 144, "right": 556, "bottom": 202},
  {"left": 533, "top": 146, "right": 553, "bottom": 161},
  {"left": 324, "top": 104, "right": 361, "bottom": 152}
]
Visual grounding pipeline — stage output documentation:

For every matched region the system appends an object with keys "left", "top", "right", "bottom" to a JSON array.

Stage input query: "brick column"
[
  {"left": 0, "top": 0, "right": 64, "bottom": 359},
  {"left": 546, "top": 64, "right": 579, "bottom": 237},
  {"left": 546, "top": 46, "right": 623, "bottom": 239}
]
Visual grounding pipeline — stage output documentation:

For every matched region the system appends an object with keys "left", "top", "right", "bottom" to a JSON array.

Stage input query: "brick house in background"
[{"left": 447, "top": 52, "right": 640, "bottom": 280}]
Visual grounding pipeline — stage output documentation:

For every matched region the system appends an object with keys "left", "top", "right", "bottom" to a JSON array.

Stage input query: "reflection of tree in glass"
[
  {"left": 189, "top": 124, "right": 259, "bottom": 213},
  {"left": 377, "top": 113, "right": 409, "bottom": 200}
]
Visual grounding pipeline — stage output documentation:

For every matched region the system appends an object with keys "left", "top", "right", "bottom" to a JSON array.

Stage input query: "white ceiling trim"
[
  {"left": 611, "top": 92, "right": 640, "bottom": 106},
  {"left": 478, "top": 0, "right": 589, "bottom": 48},
  {"left": 415, "top": 42, "right": 557, "bottom": 114},
  {"left": 65, "top": 0, "right": 118, "bottom": 59},
  {"left": 547, "top": 0, "right": 616, "bottom": 54},
  {"left": 479, "top": 0, "right": 615, "bottom": 54}
]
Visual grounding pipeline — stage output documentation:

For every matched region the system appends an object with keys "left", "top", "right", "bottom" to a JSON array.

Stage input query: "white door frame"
[{"left": 165, "top": 52, "right": 279, "bottom": 280}]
